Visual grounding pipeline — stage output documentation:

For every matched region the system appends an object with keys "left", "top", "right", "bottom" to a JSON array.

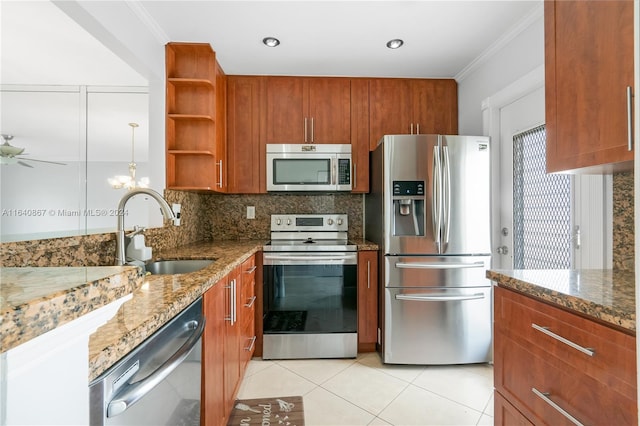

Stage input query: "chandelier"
[{"left": 108, "top": 122, "right": 149, "bottom": 189}]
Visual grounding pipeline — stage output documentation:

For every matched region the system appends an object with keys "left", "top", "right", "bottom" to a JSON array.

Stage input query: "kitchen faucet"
[{"left": 115, "top": 188, "right": 177, "bottom": 266}]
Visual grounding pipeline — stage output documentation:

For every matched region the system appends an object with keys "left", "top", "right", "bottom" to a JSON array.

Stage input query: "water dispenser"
[{"left": 392, "top": 181, "right": 425, "bottom": 236}]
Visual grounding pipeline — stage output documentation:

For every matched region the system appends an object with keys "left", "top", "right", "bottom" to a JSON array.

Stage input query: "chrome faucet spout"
[{"left": 115, "top": 188, "right": 177, "bottom": 266}]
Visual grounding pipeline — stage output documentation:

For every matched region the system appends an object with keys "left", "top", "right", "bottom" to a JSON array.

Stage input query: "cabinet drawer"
[
  {"left": 494, "top": 391, "right": 533, "bottom": 426},
  {"left": 495, "top": 330, "right": 637, "bottom": 426},
  {"left": 240, "top": 256, "right": 257, "bottom": 328},
  {"left": 494, "top": 287, "right": 635, "bottom": 393}
]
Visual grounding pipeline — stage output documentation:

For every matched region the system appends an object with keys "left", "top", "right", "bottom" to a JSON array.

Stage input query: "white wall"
[
  {"left": 54, "top": 0, "right": 168, "bottom": 194},
  {"left": 457, "top": 7, "right": 544, "bottom": 135}
]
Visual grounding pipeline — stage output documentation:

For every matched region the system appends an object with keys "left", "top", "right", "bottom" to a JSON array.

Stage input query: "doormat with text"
[{"left": 227, "top": 396, "right": 304, "bottom": 426}]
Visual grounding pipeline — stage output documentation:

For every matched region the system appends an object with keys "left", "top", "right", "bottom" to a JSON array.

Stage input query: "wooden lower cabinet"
[
  {"left": 494, "top": 286, "right": 637, "bottom": 426},
  {"left": 357, "top": 250, "right": 378, "bottom": 352},
  {"left": 223, "top": 265, "right": 242, "bottom": 419},
  {"left": 201, "top": 274, "right": 226, "bottom": 426},
  {"left": 202, "top": 254, "right": 257, "bottom": 426}
]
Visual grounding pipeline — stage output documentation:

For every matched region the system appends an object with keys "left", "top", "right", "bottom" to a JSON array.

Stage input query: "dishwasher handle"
[{"left": 107, "top": 317, "right": 206, "bottom": 418}]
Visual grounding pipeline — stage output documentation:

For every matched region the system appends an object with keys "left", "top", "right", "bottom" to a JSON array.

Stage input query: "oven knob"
[
  {"left": 276, "top": 219, "right": 282, "bottom": 226},
  {"left": 337, "top": 218, "right": 343, "bottom": 226},
  {"left": 327, "top": 219, "right": 334, "bottom": 225},
  {"left": 287, "top": 219, "right": 291, "bottom": 225}
]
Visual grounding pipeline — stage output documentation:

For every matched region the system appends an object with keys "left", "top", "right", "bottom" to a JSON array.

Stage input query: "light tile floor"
[{"left": 236, "top": 353, "right": 494, "bottom": 426}]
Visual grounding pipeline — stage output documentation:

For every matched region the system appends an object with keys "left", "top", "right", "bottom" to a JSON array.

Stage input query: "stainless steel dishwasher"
[{"left": 89, "top": 297, "right": 205, "bottom": 426}]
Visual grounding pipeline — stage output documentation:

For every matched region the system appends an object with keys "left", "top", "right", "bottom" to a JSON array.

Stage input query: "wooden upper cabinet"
[
  {"left": 307, "top": 78, "right": 351, "bottom": 143},
  {"left": 264, "top": 77, "right": 351, "bottom": 144},
  {"left": 369, "top": 79, "right": 412, "bottom": 148},
  {"left": 545, "top": 0, "right": 634, "bottom": 173},
  {"left": 215, "top": 61, "right": 228, "bottom": 192},
  {"left": 412, "top": 79, "right": 458, "bottom": 136},
  {"left": 351, "top": 79, "right": 370, "bottom": 193},
  {"left": 227, "top": 76, "right": 262, "bottom": 193},
  {"left": 369, "top": 78, "right": 458, "bottom": 150},
  {"left": 165, "top": 42, "right": 226, "bottom": 191}
]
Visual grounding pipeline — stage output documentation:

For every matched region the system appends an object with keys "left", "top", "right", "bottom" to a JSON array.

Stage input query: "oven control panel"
[{"left": 270, "top": 214, "right": 348, "bottom": 232}]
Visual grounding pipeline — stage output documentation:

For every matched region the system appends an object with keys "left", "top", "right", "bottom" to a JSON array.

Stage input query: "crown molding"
[{"left": 455, "top": 3, "right": 543, "bottom": 82}]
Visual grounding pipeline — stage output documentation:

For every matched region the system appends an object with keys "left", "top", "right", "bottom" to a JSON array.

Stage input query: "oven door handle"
[
  {"left": 106, "top": 317, "right": 206, "bottom": 418},
  {"left": 264, "top": 254, "right": 356, "bottom": 261}
]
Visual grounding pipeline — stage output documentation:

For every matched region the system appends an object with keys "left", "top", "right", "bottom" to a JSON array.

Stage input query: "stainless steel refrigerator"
[{"left": 365, "top": 134, "right": 492, "bottom": 365}]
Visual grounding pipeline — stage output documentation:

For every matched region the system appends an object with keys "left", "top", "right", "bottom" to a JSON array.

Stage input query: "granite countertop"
[
  {"left": 487, "top": 269, "right": 636, "bottom": 333},
  {"left": 87, "top": 239, "right": 264, "bottom": 381},
  {"left": 0, "top": 266, "right": 142, "bottom": 352},
  {"left": 2, "top": 238, "right": 379, "bottom": 381}
]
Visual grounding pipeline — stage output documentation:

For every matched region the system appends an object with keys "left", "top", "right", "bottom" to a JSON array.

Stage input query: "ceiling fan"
[{"left": 0, "top": 134, "right": 66, "bottom": 168}]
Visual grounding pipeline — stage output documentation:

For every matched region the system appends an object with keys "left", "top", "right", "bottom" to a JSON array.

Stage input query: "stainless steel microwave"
[{"left": 266, "top": 144, "right": 352, "bottom": 192}]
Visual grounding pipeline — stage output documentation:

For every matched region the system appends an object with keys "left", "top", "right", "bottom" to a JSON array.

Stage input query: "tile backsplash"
[
  {"left": 612, "top": 171, "right": 634, "bottom": 271},
  {"left": 205, "top": 193, "right": 364, "bottom": 241}
]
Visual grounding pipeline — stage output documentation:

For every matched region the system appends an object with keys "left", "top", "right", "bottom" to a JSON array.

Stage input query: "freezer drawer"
[
  {"left": 383, "top": 286, "right": 492, "bottom": 364},
  {"left": 384, "top": 255, "right": 491, "bottom": 288}
]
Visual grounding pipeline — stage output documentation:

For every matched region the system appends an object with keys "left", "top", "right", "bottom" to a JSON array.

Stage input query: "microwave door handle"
[{"left": 332, "top": 158, "right": 337, "bottom": 185}]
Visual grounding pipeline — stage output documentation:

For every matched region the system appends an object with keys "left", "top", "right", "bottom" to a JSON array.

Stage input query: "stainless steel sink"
[{"left": 145, "top": 259, "right": 214, "bottom": 275}]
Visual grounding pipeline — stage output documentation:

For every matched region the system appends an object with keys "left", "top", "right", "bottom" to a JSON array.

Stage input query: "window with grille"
[{"left": 512, "top": 125, "right": 572, "bottom": 269}]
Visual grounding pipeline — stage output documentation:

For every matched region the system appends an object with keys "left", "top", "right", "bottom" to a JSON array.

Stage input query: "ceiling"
[
  {"left": 136, "top": 0, "right": 542, "bottom": 79},
  {"left": 2, "top": 1, "right": 542, "bottom": 85}
]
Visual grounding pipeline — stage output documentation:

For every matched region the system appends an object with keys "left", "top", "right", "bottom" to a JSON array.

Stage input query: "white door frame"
[{"left": 482, "top": 65, "right": 545, "bottom": 269}]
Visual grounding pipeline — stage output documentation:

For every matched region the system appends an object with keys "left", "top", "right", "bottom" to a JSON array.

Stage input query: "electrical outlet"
[{"left": 246, "top": 206, "right": 256, "bottom": 219}]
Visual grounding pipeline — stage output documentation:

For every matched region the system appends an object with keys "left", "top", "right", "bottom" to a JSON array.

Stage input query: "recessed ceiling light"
[
  {"left": 263, "top": 37, "right": 280, "bottom": 47},
  {"left": 386, "top": 39, "right": 404, "bottom": 49}
]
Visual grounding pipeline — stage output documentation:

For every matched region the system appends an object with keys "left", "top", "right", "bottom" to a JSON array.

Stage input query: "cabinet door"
[
  {"left": 357, "top": 251, "right": 378, "bottom": 352},
  {"left": 223, "top": 266, "right": 242, "bottom": 419},
  {"left": 227, "top": 76, "right": 262, "bottom": 193},
  {"left": 307, "top": 78, "right": 351, "bottom": 144},
  {"left": 215, "top": 61, "right": 228, "bottom": 192},
  {"left": 351, "top": 79, "right": 370, "bottom": 192},
  {"left": 202, "top": 279, "right": 226, "bottom": 426},
  {"left": 545, "top": 0, "right": 634, "bottom": 173},
  {"left": 411, "top": 79, "right": 458, "bottom": 135},
  {"left": 264, "top": 77, "right": 306, "bottom": 144},
  {"left": 369, "top": 79, "right": 412, "bottom": 149}
]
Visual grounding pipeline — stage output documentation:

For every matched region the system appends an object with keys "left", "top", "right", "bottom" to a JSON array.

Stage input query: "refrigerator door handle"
[
  {"left": 442, "top": 145, "right": 451, "bottom": 248},
  {"left": 395, "top": 293, "right": 485, "bottom": 302},
  {"left": 395, "top": 261, "right": 485, "bottom": 270},
  {"left": 432, "top": 145, "right": 442, "bottom": 252}
]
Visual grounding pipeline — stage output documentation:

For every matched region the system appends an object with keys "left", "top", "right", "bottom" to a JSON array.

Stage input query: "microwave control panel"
[{"left": 338, "top": 159, "right": 351, "bottom": 185}]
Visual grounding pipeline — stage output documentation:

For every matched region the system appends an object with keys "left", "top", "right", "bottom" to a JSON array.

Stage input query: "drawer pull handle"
[
  {"left": 245, "top": 296, "right": 257, "bottom": 308},
  {"left": 532, "top": 388, "right": 585, "bottom": 426},
  {"left": 244, "top": 336, "right": 257, "bottom": 352},
  {"left": 531, "top": 323, "right": 595, "bottom": 357},
  {"left": 245, "top": 266, "right": 257, "bottom": 274}
]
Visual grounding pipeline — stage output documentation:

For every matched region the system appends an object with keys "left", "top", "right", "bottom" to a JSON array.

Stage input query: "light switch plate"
[{"left": 246, "top": 206, "right": 256, "bottom": 219}]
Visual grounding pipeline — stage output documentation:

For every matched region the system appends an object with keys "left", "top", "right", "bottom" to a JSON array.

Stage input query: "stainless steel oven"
[{"left": 262, "top": 214, "right": 357, "bottom": 359}]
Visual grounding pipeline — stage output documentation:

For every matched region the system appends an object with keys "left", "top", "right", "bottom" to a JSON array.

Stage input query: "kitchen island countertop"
[
  {"left": 487, "top": 269, "right": 635, "bottom": 333},
  {"left": 0, "top": 265, "right": 142, "bottom": 352}
]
